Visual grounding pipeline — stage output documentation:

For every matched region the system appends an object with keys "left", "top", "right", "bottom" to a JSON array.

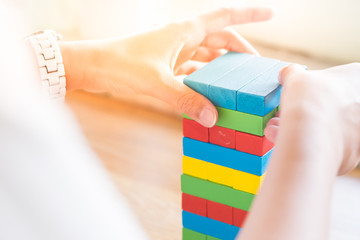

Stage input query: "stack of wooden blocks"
[{"left": 181, "top": 52, "right": 290, "bottom": 240}]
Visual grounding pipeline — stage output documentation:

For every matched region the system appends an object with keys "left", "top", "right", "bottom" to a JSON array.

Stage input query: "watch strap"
[{"left": 27, "top": 30, "right": 66, "bottom": 101}]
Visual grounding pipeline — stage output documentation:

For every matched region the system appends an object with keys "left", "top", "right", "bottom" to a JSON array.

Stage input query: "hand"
[
  {"left": 265, "top": 64, "right": 360, "bottom": 175},
  {"left": 60, "top": 7, "right": 274, "bottom": 127}
]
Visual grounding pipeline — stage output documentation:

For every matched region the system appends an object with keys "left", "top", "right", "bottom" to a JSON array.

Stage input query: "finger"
[
  {"left": 197, "top": 7, "right": 275, "bottom": 35},
  {"left": 201, "top": 28, "right": 259, "bottom": 55},
  {"left": 264, "top": 117, "right": 280, "bottom": 143},
  {"left": 152, "top": 74, "right": 218, "bottom": 128},
  {"left": 278, "top": 64, "right": 307, "bottom": 86},
  {"left": 191, "top": 47, "right": 225, "bottom": 62},
  {"left": 175, "top": 60, "right": 205, "bottom": 75},
  {"left": 275, "top": 110, "right": 281, "bottom": 117},
  {"left": 267, "top": 117, "right": 280, "bottom": 127},
  {"left": 264, "top": 124, "right": 279, "bottom": 143}
]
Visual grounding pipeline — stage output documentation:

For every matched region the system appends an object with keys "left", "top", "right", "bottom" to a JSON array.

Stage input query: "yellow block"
[
  {"left": 182, "top": 155, "right": 210, "bottom": 180},
  {"left": 182, "top": 156, "right": 264, "bottom": 194}
]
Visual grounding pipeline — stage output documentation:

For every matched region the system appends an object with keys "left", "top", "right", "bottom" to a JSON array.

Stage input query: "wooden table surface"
[
  {"left": 66, "top": 44, "right": 360, "bottom": 239},
  {"left": 67, "top": 91, "right": 183, "bottom": 240}
]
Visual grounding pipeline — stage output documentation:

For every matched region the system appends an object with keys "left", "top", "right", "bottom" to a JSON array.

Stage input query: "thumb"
[
  {"left": 176, "top": 89, "right": 218, "bottom": 128},
  {"left": 153, "top": 75, "right": 218, "bottom": 128}
]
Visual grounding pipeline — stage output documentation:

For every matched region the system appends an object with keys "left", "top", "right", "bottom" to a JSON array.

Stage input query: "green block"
[
  {"left": 183, "top": 106, "right": 279, "bottom": 136},
  {"left": 183, "top": 228, "right": 206, "bottom": 240},
  {"left": 181, "top": 174, "right": 255, "bottom": 211},
  {"left": 207, "top": 235, "right": 221, "bottom": 240}
]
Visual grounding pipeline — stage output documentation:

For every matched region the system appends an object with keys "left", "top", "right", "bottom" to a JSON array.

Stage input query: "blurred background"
[
  {"left": 10, "top": 0, "right": 360, "bottom": 63},
  {"left": 4, "top": 1, "right": 359, "bottom": 239}
]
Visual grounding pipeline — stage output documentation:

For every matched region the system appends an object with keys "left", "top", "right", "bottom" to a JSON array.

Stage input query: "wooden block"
[
  {"left": 183, "top": 120, "right": 274, "bottom": 156},
  {"left": 216, "top": 106, "right": 279, "bottom": 136},
  {"left": 182, "top": 193, "right": 207, "bottom": 217},
  {"left": 207, "top": 236, "right": 221, "bottom": 240},
  {"left": 237, "top": 62, "right": 289, "bottom": 116},
  {"left": 183, "top": 228, "right": 207, "bottom": 240},
  {"left": 235, "top": 131, "right": 274, "bottom": 156},
  {"left": 206, "top": 158, "right": 234, "bottom": 188},
  {"left": 182, "top": 193, "right": 250, "bottom": 229},
  {"left": 209, "top": 125, "right": 235, "bottom": 149},
  {"left": 182, "top": 155, "right": 209, "bottom": 180},
  {"left": 184, "top": 52, "right": 254, "bottom": 100},
  {"left": 183, "top": 156, "right": 263, "bottom": 194},
  {"left": 184, "top": 52, "right": 301, "bottom": 115},
  {"left": 183, "top": 211, "right": 240, "bottom": 240},
  {"left": 183, "top": 137, "right": 272, "bottom": 176},
  {"left": 184, "top": 106, "right": 279, "bottom": 137},
  {"left": 208, "top": 161, "right": 263, "bottom": 195},
  {"left": 181, "top": 174, "right": 255, "bottom": 211},
  {"left": 183, "top": 118, "right": 209, "bottom": 142},
  {"left": 208, "top": 56, "right": 279, "bottom": 110},
  {"left": 232, "top": 172, "right": 265, "bottom": 195},
  {"left": 207, "top": 200, "right": 233, "bottom": 225},
  {"left": 233, "top": 207, "right": 248, "bottom": 228}
]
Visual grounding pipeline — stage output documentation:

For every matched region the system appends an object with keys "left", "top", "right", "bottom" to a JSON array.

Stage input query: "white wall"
[
  {"left": 236, "top": 0, "right": 360, "bottom": 63},
  {"left": 12, "top": 0, "right": 360, "bottom": 63}
]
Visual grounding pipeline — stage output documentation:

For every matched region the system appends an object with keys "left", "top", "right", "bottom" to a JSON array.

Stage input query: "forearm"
[
  {"left": 60, "top": 39, "right": 140, "bottom": 96},
  {"left": 60, "top": 40, "right": 111, "bottom": 92},
  {"left": 239, "top": 107, "right": 339, "bottom": 240}
]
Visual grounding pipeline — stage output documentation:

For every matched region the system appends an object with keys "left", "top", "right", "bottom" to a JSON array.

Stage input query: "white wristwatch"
[{"left": 26, "top": 30, "right": 66, "bottom": 101}]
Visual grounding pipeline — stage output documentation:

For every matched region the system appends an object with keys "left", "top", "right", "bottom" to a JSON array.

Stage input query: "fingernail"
[{"left": 199, "top": 107, "right": 216, "bottom": 127}]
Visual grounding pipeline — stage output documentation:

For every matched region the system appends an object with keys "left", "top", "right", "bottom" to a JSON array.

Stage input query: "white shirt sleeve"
[{"left": 0, "top": 4, "right": 148, "bottom": 240}]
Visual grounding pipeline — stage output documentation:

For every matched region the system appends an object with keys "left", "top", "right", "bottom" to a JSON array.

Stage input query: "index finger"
[{"left": 197, "top": 7, "right": 275, "bottom": 34}]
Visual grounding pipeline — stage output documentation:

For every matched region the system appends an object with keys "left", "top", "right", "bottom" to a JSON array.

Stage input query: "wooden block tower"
[{"left": 181, "top": 52, "right": 290, "bottom": 240}]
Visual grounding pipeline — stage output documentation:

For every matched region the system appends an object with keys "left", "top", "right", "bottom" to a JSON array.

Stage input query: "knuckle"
[
  {"left": 218, "top": 7, "right": 233, "bottom": 23},
  {"left": 280, "top": 65, "right": 296, "bottom": 79},
  {"left": 176, "top": 20, "right": 201, "bottom": 39},
  {"left": 218, "top": 7, "right": 232, "bottom": 15},
  {"left": 281, "top": 65, "right": 308, "bottom": 84},
  {"left": 181, "top": 20, "right": 196, "bottom": 31}
]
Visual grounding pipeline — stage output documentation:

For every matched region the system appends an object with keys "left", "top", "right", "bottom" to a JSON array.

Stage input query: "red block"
[
  {"left": 207, "top": 200, "right": 233, "bottom": 225},
  {"left": 233, "top": 207, "right": 248, "bottom": 228},
  {"left": 182, "top": 193, "right": 207, "bottom": 217},
  {"left": 209, "top": 125, "right": 236, "bottom": 149},
  {"left": 235, "top": 131, "right": 274, "bottom": 156},
  {"left": 183, "top": 118, "right": 209, "bottom": 142}
]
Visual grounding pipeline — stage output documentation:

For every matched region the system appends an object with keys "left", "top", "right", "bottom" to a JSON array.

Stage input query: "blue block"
[
  {"left": 237, "top": 62, "right": 290, "bottom": 116},
  {"left": 208, "top": 56, "right": 279, "bottom": 110},
  {"left": 184, "top": 52, "right": 254, "bottom": 98},
  {"left": 183, "top": 137, "right": 272, "bottom": 176},
  {"left": 183, "top": 211, "right": 240, "bottom": 240}
]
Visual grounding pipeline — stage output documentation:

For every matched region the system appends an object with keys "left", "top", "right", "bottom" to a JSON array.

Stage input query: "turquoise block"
[
  {"left": 183, "top": 211, "right": 240, "bottom": 240},
  {"left": 237, "top": 62, "right": 290, "bottom": 116},
  {"left": 184, "top": 52, "right": 253, "bottom": 97},
  {"left": 183, "top": 137, "right": 272, "bottom": 176},
  {"left": 208, "top": 56, "right": 279, "bottom": 110}
]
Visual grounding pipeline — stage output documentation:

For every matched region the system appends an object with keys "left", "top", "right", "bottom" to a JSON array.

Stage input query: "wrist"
[{"left": 59, "top": 41, "right": 89, "bottom": 92}]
